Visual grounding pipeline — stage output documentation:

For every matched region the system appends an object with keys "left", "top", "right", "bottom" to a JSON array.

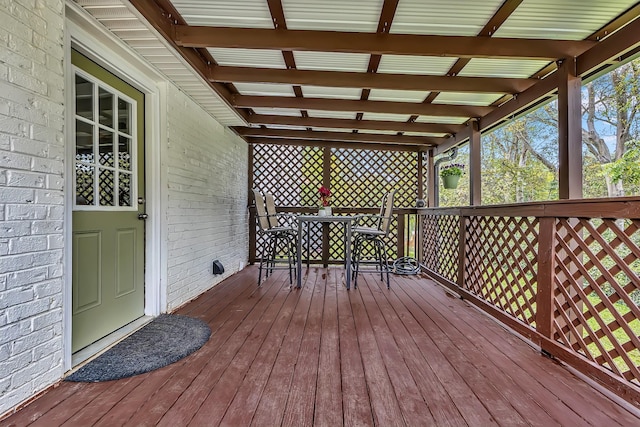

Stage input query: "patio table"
[{"left": 296, "top": 215, "right": 355, "bottom": 289}]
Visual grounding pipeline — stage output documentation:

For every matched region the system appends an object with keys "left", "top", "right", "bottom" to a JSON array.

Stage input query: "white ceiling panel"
[
  {"left": 391, "top": 0, "right": 504, "bottom": 35},
  {"left": 403, "top": 131, "right": 448, "bottom": 137},
  {"left": 234, "top": 82, "right": 296, "bottom": 97},
  {"left": 281, "top": 0, "right": 383, "bottom": 32},
  {"left": 459, "top": 58, "right": 552, "bottom": 78},
  {"left": 358, "top": 129, "right": 400, "bottom": 135},
  {"left": 251, "top": 108, "right": 302, "bottom": 116},
  {"left": 495, "top": 0, "right": 639, "bottom": 40},
  {"left": 378, "top": 55, "right": 457, "bottom": 75},
  {"left": 171, "top": 0, "right": 274, "bottom": 28},
  {"left": 300, "top": 86, "right": 362, "bottom": 100},
  {"left": 362, "top": 112, "right": 411, "bottom": 122},
  {"left": 293, "top": 51, "right": 370, "bottom": 72},
  {"left": 209, "top": 48, "right": 286, "bottom": 69},
  {"left": 369, "top": 89, "right": 429, "bottom": 103},
  {"left": 433, "top": 92, "right": 504, "bottom": 106},
  {"left": 306, "top": 110, "right": 357, "bottom": 120},
  {"left": 415, "top": 115, "right": 468, "bottom": 124}
]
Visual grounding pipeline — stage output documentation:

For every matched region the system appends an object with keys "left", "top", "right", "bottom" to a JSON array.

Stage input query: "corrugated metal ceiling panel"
[
  {"left": 234, "top": 82, "right": 295, "bottom": 97},
  {"left": 415, "top": 115, "right": 468, "bottom": 124},
  {"left": 300, "top": 86, "right": 362, "bottom": 100},
  {"left": 281, "top": 0, "right": 383, "bottom": 32},
  {"left": 377, "top": 55, "right": 457, "bottom": 76},
  {"left": 307, "top": 110, "right": 357, "bottom": 120},
  {"left": 293, "top": 51, "right": 370, "bottom": 72},
  {"left": 362, "top": 112, "right": 411, "bottom": 122},
  {"left": 251, "top": 107, "right": 302, "bottom": 116},
  {"left": 459, "top": 58, "right": 552, "bottom": 79},
  {"left": 434, "top": 92, "right": 504, "bottom": 106},
  {"left": 391, "top": 0, "right": 504, "bottom": 35},
  {"left": 171, "top": 0, "right": 273, "bottom": 28},
  {"left": 495, "top": 0, "right": 639, "bottom": 40},
  {"left": 209, "top": 48, "right": 286, "bottom": 69},
  {"left": 369, "top": 89, "right": 429, "bottom": 103}
]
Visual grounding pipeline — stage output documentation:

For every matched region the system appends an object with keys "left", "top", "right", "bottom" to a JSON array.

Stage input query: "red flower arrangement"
[{"left": 319, "top": 185, "right": 331, "bottom": 207}]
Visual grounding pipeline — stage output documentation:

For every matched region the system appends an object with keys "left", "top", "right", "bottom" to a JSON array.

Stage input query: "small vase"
[
  {"left": 324, "top": 206, "right": 332, "bottom": 215},
  {"left": 318, "top": 207, "right": 327, "bottom": 216},
  {"left": 442, "top": 175, "right": 460, "bottom": 189}
]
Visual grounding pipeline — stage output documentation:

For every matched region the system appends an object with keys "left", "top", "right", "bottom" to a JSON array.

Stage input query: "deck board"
[{"left": 2, "top": 266, "right": 639, "bottom": 427}]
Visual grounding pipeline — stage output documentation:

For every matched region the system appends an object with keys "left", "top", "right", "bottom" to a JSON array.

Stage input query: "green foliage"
[
  {"left": 603, "top": 145, "right": 640, "bottom": 184},
  {"left": 440, "top": 163, "right": 464, "bottom": 177}
]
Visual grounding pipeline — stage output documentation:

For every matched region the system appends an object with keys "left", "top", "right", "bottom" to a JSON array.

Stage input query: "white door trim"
[{"left": 64, "top": 1, "right": 167, "bottom": 371}]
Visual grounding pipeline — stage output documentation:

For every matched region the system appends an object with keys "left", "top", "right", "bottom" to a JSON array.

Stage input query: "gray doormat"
[{"left": 66, "top": 314, "right": 211, "bottom": 382}]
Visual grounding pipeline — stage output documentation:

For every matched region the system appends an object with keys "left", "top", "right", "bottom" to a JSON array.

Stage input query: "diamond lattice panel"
[
  {"left": 331, "top": 149, "right": 417, "bottom": 208},
  {"left": 464, "top": 216, "right": 539, "bottom": 327},
  {"left": 253, "top": 144, "right": 324, "bottom": 206},
  {"left": 552, "top": 218, "right": 640, "bottom": 384},
  {"left": 421, "top": 214, "right": 460, "bottom": 282}
]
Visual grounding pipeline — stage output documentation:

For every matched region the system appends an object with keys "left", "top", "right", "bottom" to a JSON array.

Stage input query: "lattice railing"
[
  {"left": 464, "top": 216, "right": 539, "bottom": 327},
  {"left": 553, "top": 217, "right": 640, "bottom": 383},
  {"left": 418, "top": 199, "right": 640, "bottom": 406},
  {"left": 421, "top": 213, "right": 460, "bottom": 283}
]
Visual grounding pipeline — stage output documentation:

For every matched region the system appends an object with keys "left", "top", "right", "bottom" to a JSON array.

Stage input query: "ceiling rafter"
[
  {"left": 246, "top": 114, "right": 464, "bottom": 135},
  {"left": 233, "top": 95, "right": 492, "bottom": 117},
  {"left": 235, "top": 127, "right": 441, "bottom": 145},
  {"left": 209, "top": 66, "right": 536, "bottom": 93},
  {"left": 174, "top": 26, "right": 595, "bottom": 60}
]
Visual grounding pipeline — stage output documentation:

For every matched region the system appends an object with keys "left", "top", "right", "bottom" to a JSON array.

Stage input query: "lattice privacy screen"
[{"left": 252, "top": 145, "right": 419, "bottom": 262}]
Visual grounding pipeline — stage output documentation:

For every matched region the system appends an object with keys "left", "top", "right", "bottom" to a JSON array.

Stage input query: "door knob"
[{"left": 138, "top": 213, "right": 148, "bottom": 220}]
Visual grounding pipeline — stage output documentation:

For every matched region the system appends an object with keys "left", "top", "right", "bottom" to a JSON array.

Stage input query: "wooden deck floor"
[{"left": 2, "top": 266, "right": 640, "bottom": 426}]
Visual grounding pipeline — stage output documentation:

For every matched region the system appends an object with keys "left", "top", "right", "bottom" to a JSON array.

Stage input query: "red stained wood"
[{"left": 2, "top": 267, "right": 639, "bottom": 427}]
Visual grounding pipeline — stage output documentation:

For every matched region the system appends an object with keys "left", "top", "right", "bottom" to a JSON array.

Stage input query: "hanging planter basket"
[{"left": 442, "top": 174, "right": 461, "bottom": 189}]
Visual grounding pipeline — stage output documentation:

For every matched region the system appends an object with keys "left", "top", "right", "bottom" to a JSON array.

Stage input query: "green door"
[{"left": 71, "top": 51, "right": 146, "bottom": 353}]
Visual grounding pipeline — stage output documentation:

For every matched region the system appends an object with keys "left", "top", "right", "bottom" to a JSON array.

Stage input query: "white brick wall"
[
  {"left": 0, "top": 0, "right": 66, "bottom": 416},
  {"left": 165, "top": 85, "right": 248, "bottom": 310}
]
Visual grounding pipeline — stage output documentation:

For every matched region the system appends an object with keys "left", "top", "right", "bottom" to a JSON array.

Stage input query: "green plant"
[{"left": 440, "top": 163, "right": 465, "bottom": 178}]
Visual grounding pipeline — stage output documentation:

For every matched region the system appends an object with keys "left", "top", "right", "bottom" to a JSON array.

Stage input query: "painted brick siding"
[
  {"left": 0, "top": 0, "right": 66, "bottom": 416},
  {"left": 165, "top": 85, "right": 248, "bottom": 310}
]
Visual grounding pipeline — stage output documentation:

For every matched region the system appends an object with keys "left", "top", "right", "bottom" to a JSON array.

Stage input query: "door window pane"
[
  {"left": 119, "top": 135, "right": 131, "bottom": 171},
  {"left": 119, "top": 172, "right": 132, "bottom": 207},
  {"left": 75, "top": 75, "right": 93, "bottom": 120},
  {"left": 99, "top": 129, "right": 114, "bottom": 167},
  {"left": 76, "top": 120, "right": 94, "bottom": 161},
  {"left": 76, "top": 164, "right": 94, "bottom": 205},
  {"left": 99, "top": 88, "right": 113, "bottom": 128},
  {"left": 118, "top": 98, "right": 131, "bottom": 136},
  {"left": 99, "top": 169, "right": 115, "bottom": 206}
]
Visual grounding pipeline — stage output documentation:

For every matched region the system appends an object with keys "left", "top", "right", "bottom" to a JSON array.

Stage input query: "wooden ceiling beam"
[
  {"left": 175, "top": 26, "right": 595, "bottom": 60},
  {"left": 247, "top": 114, "right": 464, "bottom": 135},
  {"left": 210, "top": 66, "right": 536, "bottom": 94},
  {"left": 247, "top": 137, "right": 426, "bottom": 152},
  {"left": 233, "top": 95, "right": 491, "bottom": 117},
  {"left": 234, "top": 127, "right": 442, "bottom": 146}
]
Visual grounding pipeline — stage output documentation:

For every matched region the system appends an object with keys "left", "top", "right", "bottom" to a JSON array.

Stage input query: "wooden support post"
[
  {"left": 248, "top": 144, "right": 256, "bottom": 264},
  {"left": 427, "top": 149, "right": 436, "bottom": 207},
  {"left": 469, "top": 120, "right": 481, "bottom": 206},
  {"left": 557, "top": 58, "right": 583, "bottom": 200},
  {"left": 417, "top": 151, "right": 424, "bottom": 204},
  {"left": 397, "top": 213, "right": 406, "bottom": 258},
  {"left": 536, "top": 217, "right": 556, "bottom": 346},
  {"left": 322, "top": 146, "right": 331, "bottom": 266},
  {"left": 456, "top": 215, "right": 467, "bottom": 289}
]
